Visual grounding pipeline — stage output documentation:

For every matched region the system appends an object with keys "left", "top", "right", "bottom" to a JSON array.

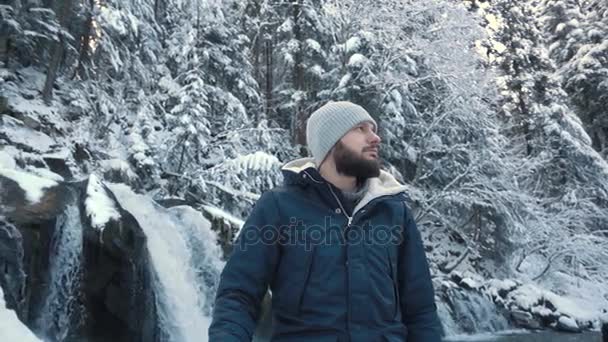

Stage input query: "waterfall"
[
  {"left": 437, "top": 298, "right": 460, "bottom": 337},
  {"left": 36, "top": 202, "right": 85, "bottom": 341},
  {"left": 442, "top": 288, "right": 510, "bottom": 336},
  {"left": 108, "top": 183, "right": 224, "bottom": 342}
]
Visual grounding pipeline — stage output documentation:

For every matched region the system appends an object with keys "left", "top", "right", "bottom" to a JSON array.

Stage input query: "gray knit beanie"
[{"left": 306, "top": 101, "right": 377, "bottom": 166}]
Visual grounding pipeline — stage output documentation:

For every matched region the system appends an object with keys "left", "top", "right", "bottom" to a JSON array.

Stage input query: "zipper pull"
[{"left": 347, "top": 216, "right": 353, "bottom": 227}]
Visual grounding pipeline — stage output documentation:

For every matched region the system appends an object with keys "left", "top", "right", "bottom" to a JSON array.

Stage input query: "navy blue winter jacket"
[{"left": 209, "top": 158, "right": 442, "bottom": 342}]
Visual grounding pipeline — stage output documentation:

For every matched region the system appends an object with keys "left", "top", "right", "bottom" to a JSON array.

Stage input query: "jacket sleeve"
[
  {"left": 208, "top": 192, "right": 281, "bottom": 342},
  {"left": 399, "top": 204, "right": 443, "bottom": 342}
]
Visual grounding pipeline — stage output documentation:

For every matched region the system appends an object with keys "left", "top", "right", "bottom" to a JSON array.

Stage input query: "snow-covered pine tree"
[
  {"left": 484, "top": 0, "right": 608, "bottom": 282},
  {"left": 239, "top": 0, "right": 333, "bottom": 146},
  {"left": 321, "top": 0, "right": 527, "bottom": 270},
  {"left": 538, "top": 0, "right": 586, "bottom": 64},
  {"left": 559, "top": 0, "right": 608, "bottom": 155}
]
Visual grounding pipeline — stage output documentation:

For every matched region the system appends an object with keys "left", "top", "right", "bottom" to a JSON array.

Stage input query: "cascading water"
[
  {"left": 167, "top": 205, "right": 224, "bottom": 315},
  {"left": 442, "top": 287, "right": 510, "bottom": 336},
  {"left": 108, "top": 183, "right": 224, "bottom": 342},
  {"left": 35, "top": 202, "right": 85, "bottom": 341},
  {"left": 437, "top": 298, "right": 460, "bottom": 337}
]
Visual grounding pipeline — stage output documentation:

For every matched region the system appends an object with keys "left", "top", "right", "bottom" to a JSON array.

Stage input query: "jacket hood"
[{"left": 281, "top": 157, "right": 407, "bottom": 214}]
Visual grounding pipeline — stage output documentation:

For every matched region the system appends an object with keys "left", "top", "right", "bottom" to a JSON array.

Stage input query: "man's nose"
[{"left": 369, "top": 131, "right": 381, "bottom": 145}]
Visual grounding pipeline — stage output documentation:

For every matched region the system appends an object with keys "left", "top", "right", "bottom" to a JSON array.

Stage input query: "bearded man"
[{"left": 209, "top": 101, "right": 442, "bottom": 342}]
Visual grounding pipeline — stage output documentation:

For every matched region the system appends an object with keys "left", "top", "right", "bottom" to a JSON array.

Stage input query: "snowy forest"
[{"left": 1, "top": 0, "right": 608, "bottom": 341}]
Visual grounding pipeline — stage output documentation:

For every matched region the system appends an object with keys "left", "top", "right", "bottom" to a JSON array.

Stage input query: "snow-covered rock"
[
  {"left": 556, "top": 315, "right": 580, "bottom": 333},
  {"left": 85, "top": 174, "right": 121, "bottom": 232},
  {"left": 511, "top": 310, "right": 541, "bottom": 330},
  {"left": 0, "top": 167, "right": 58, "bottom": 203},
  {"left": 0, "top": 286, "right": 41, "bottom": 342},
  {"left": 100, "top": 159, "right": 140, "bottom": 188},
  {"left": 0, "top": 149, "right": 16, "bottom": 169},
  {"left": 0, "top": 115, "right": 56, "bottom": 152},
  {"left": 441, "top": 274, "right": 605, "bottom": 335}
]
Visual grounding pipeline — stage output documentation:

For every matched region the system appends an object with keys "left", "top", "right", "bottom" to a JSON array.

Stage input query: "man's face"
[{"left": 332, "top": 121, "right": 382, "bottom": 179}]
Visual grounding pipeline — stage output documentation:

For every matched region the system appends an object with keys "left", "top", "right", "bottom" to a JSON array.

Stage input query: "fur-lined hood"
[{"left": 281, "top": 157, "right": 407, "bottom": 215}]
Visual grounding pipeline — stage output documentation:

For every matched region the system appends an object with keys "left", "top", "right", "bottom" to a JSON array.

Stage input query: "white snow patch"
[
  {"left": 0, "top": 286, "right": 42, "bottom": 342},
  {"left": 348, "top": 53, "right": 368, "bottom": 67},
  {"left": 558, "top": 315, "right": 579, "bottom": 330},
  {"left": 201, "top": 205, "right": 244, "bottom": 235},
  {"left": 283, "top": 52, "right": 294, "bottom": 65},
  {"left": 99, "top": 5, "right": 128, "bottom": 36},
  {"left": 159, "top": 75, "right": 182, "bottom": 96},
  {"left": 345, "top": 37, "right": 361, "bottom": 53},
  {"left": 0, "top": 150, "right": 16, "bottom": 169},
  {"left": 25, "top": 167, "right": 64, "bottom": 182},
  {"left": 339, "top": 74, "right": 351, "bottom": 88},
  {"left": 309, "top": 65, "right": 324, "bottom": 77},
  {"left": 579, "top": 53, "right": 601, "bottom": 70},
  {"left": 531, "top": 305, "right": 554, "bottom": 317},
  {"left": 277, "top": 18, "right": 293, "bottom": 33},
  {"left": 360, "top": 31, "right": 374, "bottom": 41},
  {"left": 306, "top": 39, "right": 322, "bottom": 53},
  {"left": 508, "top": 283, "right": 599, "bottom": 324},
  {"left": 487, "top": 278, "right": 518, "bottom": 303},
  {"left": 390, "top": 89, "right": 403, "bottom": 106},
  {"left": 0, "top": 116, "right": 56, "bottom": 152},
  {"left": 9, "top": 97, "right": 57, "bottom": 119},
  {"left": 544, "top": 290, "right": 597, "bottom": 322},
  {"left": 461, "top": 277, "right": 482, "bottom": 290},
  {"left": 127, "top": 13, "right": 140, "bottom": 35},
  {"left": 0, "top": 168, "right": 58, "bottom": 203},
  {"left": 42, "top": 148, "right": 71, "bottom": 160},
  {"left": 508, "top": 284, "right": 542, "bottom": 310},
  {"left": 85, "top": 174, "right": 120, "bottom": 231},
  {"left": 228, "top": 151, "right": 280, "bottom": 172},
  {"left": 205, "top": 180, "right": 261, "bottom": 202},
  {"left": 100, "top": 159, "right": 138, "bottom": 181}
]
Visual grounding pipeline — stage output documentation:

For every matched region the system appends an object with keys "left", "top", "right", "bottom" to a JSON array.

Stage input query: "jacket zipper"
[
  {"left": 302, "top": 170, "right": 405, "bottom": 339},
  {"left": 326, "top": 184, "right": 400, "bottom": 340},
  {"left": 326, "top": 183, "right": 352, "bottom": 222},
  {"left": 326, "top": 183, "right": 352, "bottom": 340}
]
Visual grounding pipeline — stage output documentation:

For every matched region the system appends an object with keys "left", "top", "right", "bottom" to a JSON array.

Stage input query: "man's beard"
[{"left": 333, "top": 141, "right": 381, "bottom": 179}]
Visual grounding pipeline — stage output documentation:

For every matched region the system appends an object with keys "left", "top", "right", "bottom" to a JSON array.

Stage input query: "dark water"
[{"left": 445, "top": 330, "right": 602, "bottom": 342}]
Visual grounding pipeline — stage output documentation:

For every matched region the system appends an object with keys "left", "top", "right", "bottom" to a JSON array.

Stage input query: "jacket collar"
[{"left": 281, "top": 157, "right": 408, "bottom": 214}]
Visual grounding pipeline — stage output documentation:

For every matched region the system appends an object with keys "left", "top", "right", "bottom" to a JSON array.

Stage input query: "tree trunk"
[
  {"left": 0, "top": 36, "right": 9, "bottom": 67},
  {"left": 251, "top": 31, "right": 261, "bottom": 123},
  {"left": 72, "top": 0, "right": 94, "bottom": 80},
  {"left": 154, "top": 0, "right": 161, "bottom": 21},
  {"left": 42, "top": 36, "right": 65, "bottom": 104},
  {"left": 42, "top": 0, "right": 73, "bottom": 104},
  {"left": 264, "top": 37, "right": 273, "bottom": 121},
  {"left": 292, "top": 0, "right": 306, "bottom": 145}
]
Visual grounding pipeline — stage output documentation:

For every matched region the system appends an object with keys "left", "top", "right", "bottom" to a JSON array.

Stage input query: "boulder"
[
  {"left": 556, "top": 315, "right": 581, "bottom": 333},
  {"left": 0, "top": 219, "right": 26, "bottom": 315},
  {"left": 511, "top": 310, "right": 541, "bottom": 330}
]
